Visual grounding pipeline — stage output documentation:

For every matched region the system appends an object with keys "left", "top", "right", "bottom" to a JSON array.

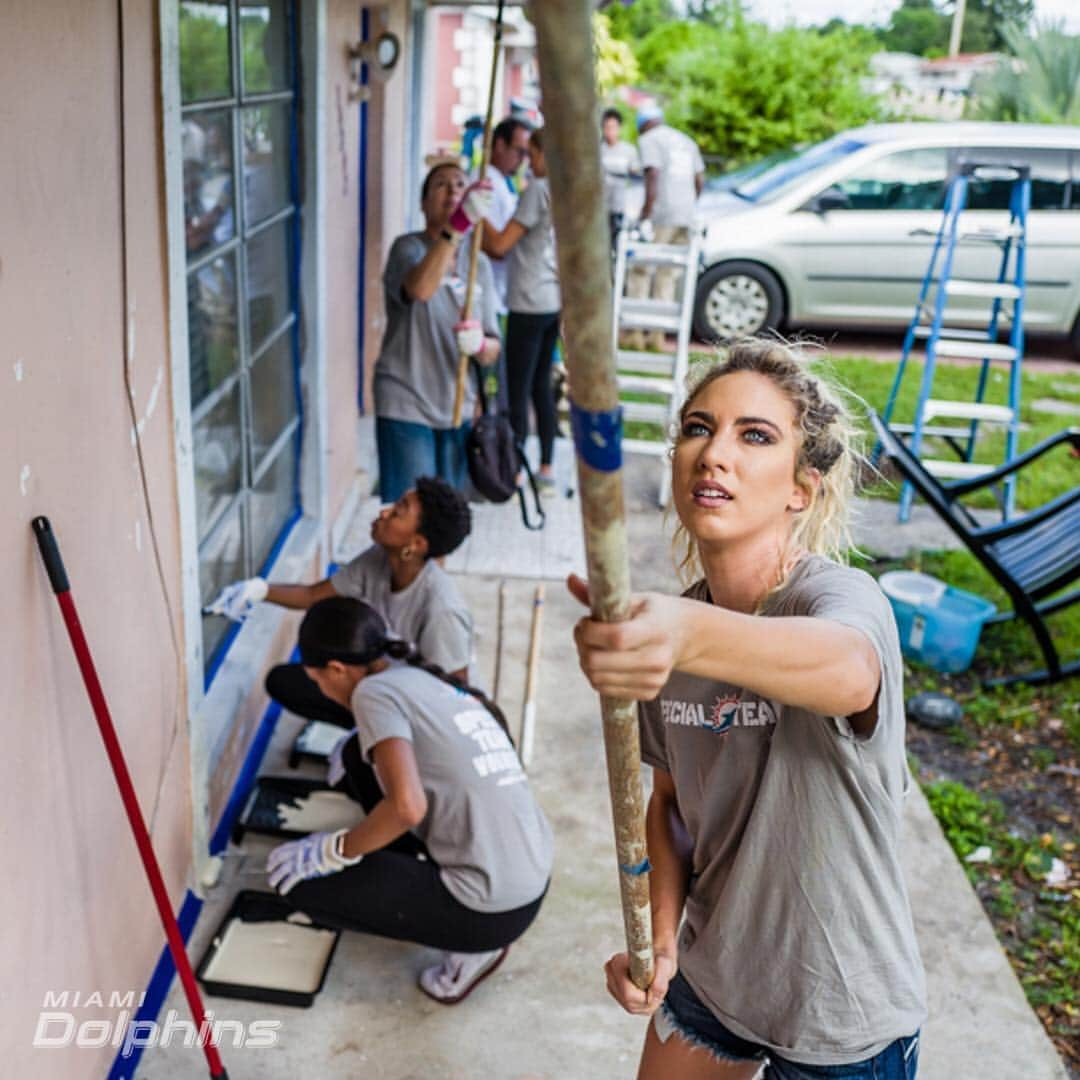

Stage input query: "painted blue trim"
[
  {"left": 357, "top": 7, "right": 370, "bottom": 413},
  {"left": 105, "top": 890, "right": 203, "bottom": 1080}
]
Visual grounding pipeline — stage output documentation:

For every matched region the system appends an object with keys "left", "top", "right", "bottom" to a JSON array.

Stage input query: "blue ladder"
[{"left": 880, "top": 161, "right": 1030, "bottom": 523}]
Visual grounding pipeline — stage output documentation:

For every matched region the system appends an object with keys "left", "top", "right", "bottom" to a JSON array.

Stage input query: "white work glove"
[
  {"left": 634, "top": 218, "right": 655, "bottom": 242},
  {"left": 447, "top": 179, "right": 494, "bottom": 236},
  {"left": 454, "top": 319, "right": 486, "bottom": 358},
  {"left": 326, "top": 732, "right": 354, "bottom": 787},
  {"left": 266, "top": 830, "right": 362, "bottom": 895},
  {"left": 204, "top": 577, "right": 269, "bottom": 622}
]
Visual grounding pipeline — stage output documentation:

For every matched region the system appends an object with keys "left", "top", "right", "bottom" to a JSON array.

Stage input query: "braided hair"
[{"left": 299, "top": 596, "right": 513, "bottom": 744}]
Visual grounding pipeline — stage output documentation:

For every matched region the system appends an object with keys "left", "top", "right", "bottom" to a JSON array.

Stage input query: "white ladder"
[{"left": 610, "top": 227, "right": 702, "bottom": 506}]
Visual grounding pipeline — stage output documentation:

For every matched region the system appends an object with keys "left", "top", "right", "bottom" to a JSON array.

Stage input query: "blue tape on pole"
[
  {"left": 569, "top": 400, "right": 623, "bottom": 472},
  {"left": 620, "top": 857, "right": 652, "bottom": 877}
]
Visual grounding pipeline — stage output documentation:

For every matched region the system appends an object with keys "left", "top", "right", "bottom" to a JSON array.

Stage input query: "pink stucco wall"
[{"left": 1, "top": 5, "right": 191, "bottom": 1077}]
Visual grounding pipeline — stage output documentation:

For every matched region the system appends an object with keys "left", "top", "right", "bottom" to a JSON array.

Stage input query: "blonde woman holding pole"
[{"left": 571, "top": 340, "right": 925, "bottom": 1079}]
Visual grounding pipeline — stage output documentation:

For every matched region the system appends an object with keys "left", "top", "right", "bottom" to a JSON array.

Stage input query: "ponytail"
[
  {"left": 383, "top": 640, "right": 514, "bottom": 745},
  {"left": 299, "top": 596, "right": 514, "bottom": 746}
]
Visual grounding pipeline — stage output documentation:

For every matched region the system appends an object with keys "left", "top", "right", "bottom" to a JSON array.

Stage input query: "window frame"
[{"left": 178, "top": 0, "right": 304, "bottom": 682}]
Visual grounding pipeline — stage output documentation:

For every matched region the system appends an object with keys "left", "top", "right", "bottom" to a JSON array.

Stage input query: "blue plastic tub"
[{"left": 880, "top": 571, "right": 997, "bottom": 674}]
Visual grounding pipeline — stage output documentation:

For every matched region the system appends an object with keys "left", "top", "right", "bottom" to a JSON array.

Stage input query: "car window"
[
  {"left": 829, "top": 148, "right": 948, "bottom": 211},
  {"left": 734, "top": 137, "right": 865, "bottom": 203},
  {"left": 955, "top": 147, "right": 1071, "bottom": 211}
]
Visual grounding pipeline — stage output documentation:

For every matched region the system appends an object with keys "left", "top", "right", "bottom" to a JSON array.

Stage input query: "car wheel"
[{"left": 693, "top": 261, "right": 785, "bottom": 343}]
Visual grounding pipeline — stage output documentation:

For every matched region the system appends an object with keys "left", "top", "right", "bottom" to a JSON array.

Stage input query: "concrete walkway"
[{"left": 138, "top": 456, "right": 1067, "bottom": 1079}]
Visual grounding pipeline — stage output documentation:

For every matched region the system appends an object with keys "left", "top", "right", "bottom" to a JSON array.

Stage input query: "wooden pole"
[
  {"left": 520, "top": 584, "right": 545, "bottom": 767},
  {"left": 492, "top": 578, "right": 508, "bottom": 702},
  {"left": 532, "top": 1, "right": 654, "bottom": 989},
  {"left": 451, "top": 0, "right": 505, "bottom": 427}
]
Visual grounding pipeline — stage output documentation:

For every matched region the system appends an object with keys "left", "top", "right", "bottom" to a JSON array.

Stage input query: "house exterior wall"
[
  {"left": 1, "top": 4, "right": 191, "bottom": 1077},
  {"left": 1, "top": 1, "right": 415, "bottom": 1075}
]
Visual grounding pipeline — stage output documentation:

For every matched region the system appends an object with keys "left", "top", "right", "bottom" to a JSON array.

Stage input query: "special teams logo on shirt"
[{"left": 660, "top": 694, "right": 777, "bottom": 735}]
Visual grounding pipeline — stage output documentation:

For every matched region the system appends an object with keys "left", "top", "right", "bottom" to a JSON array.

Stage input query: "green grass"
[{"left": 814, "top": 356, "right": 1080, "bottom": 512}]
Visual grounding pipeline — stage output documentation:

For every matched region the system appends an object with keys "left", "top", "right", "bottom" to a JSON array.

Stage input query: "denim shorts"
[{"left": 656, "top": 972, "right": 920, "bottom": 1079}]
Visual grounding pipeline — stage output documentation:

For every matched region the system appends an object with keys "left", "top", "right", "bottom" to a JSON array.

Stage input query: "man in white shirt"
[
  {"left": 481, "top": 116, "right": 531, "bottom": 314},
  {"left": 624, "top": 104, "right": 704, "bottom": 351}
]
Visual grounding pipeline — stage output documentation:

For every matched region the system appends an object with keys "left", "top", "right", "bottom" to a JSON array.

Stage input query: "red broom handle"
[{"left": 31, "top": 517, "right": 228, "bottom": 1079}]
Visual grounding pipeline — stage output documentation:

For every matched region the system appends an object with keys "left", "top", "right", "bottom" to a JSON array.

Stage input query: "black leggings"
[
  {"left": 282, "top": 735, "right": 547, "bottom": 952},
  {"left": 505, "top": 310, "right": 560, "bottom": 468}
]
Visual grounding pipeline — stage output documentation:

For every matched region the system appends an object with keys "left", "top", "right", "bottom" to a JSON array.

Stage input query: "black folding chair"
[{"left": 870, "top": 411, "right": 1080, "bottom": 686}]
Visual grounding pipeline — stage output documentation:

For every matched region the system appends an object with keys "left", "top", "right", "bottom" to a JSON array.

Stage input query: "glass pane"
[
  {"left": 187, "top": 253, "right": 240, "bottom": 408},
  {"left": 193, "top": 380, "right": 244, "bottom": 539},
  {"left": 200, "top": 505, "right": 246, "bottom": 666},
  {"left": 249, "top": 331, "right": 298, "bottom": 469},
  {"left": 183, "top": 110, "right": 235, "bottom": 258},
  {"left": 242, "top": 103, "right": 292, "bottom": 227},
  {"left": 246, "top": 218, "right": 294, "bottom": 352},
  {"left": 960, "top": 147, "right": 1069, "bottom": 212},
  {"left": 250, "top": 437, "right": 298, "bottom": 571},
  {"left": 240, "top": 0, "right": 291, "bottom": 94},
  {"left": 180, "top": 1, "right": 232, "bottom": 104},
  {"left": 833, "top": 148, "right": 947, "bottom": 211}
]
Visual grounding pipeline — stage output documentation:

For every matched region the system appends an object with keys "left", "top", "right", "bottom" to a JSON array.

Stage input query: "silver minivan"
[{"left": 693, "top": 122, "right": 1080, "bottom": 356}]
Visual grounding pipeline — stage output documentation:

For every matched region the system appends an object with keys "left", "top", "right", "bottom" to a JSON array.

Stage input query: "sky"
[{"left": 744, "top": 0, "right": 1080, "bottom": 33}]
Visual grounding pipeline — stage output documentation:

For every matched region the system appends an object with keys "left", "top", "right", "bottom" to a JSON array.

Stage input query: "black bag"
[{"left": 465, "top": 363, "right": 545, "bottom": 530}]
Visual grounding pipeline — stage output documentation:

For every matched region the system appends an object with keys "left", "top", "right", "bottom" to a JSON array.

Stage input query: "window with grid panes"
[{"left": 179, "top": 0, "right": 302, "bottom": 674}]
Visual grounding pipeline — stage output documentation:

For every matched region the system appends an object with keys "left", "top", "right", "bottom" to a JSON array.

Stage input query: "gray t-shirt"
[
  {"left": 353, "top": 665, "right": 553, "bottom": 912},
  {"left": 507, "top": 177, "right": 560, "bottom": 315},
  {"left": 373, "top": 232, "right": 500, "bottom": 429},
  {"left": 639, "top": 556, "right": 926, "bottom": 1065},
  {"left": 638, "top": 124, "right": 704, "bottom": 227},
  {"left": 330, "top": 545, "right": 472, "bottom": 674},
  {"left": 601, "top": 139, "right": 641, "bottom": 215}
]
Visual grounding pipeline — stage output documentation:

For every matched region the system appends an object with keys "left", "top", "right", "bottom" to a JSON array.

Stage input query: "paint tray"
[
  {"left": 232, "top": 776, "right": 366, "bottom": 844},
  {"left": 288, "top": 719, "right": 346, "bottom": 768},
  {"left": 196, "top": 890, "right": 341, "bottom": 1007}
]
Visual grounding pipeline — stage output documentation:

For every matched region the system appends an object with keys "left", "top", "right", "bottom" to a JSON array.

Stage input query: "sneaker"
[
  {"left": 417, "top": 947, "right": 508, "bottom": 1005},
  {"left": 536, "top": 472, "right": 557, "bottom": 495}
]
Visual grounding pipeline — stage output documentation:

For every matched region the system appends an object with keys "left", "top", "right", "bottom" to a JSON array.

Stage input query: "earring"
[{"left": 401, "top": 546, "right": 413, "bottom": 559}]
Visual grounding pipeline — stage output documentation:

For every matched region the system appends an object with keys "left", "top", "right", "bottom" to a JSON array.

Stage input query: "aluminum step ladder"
[
  {"left": 880, "top": 161, "right": 1030, "bottom": 522},
  {"left": 610, "top": 226, "right": 702, "bottom": 506}
]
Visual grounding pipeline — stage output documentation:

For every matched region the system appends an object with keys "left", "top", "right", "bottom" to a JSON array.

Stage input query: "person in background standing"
[
  {"left": 600, "top": 107, "right": 641, "bottom": 253},
  {"left": 373, "top": 160, "right": 501, "bottom": 501},
  {"left": 485, "top": 128, "right": 561, "bottom": 492},
  {"left": 481, "top": 117, "right": 532, "bottom": 315},
  {"left": 624, "top": 104, "right": 704, "bottom": 352}
]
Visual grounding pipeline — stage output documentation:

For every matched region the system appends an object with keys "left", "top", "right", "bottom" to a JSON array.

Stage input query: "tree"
[
  {"left": 593, "top": 12, "right": 640, "bottom": 98},
  {"left": 967, "top": 20, "right": 1080, "bottom": 123},
  {"left": 878, "top": 0, "right": 950, "bottom": 56},
  {"left": 604, "top": 0, "right": 677, "bottom": 42},
  {"left": 952, "top": 0, "right": 1034, "bottom": 52},
  {"left": 634, "top": 18, "right": 880, "bottom": 165}
]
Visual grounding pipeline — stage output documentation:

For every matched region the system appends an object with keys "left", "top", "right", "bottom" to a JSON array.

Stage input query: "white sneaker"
[{"left": 417, "top": 947, "right": 508, "bottom": 1004}]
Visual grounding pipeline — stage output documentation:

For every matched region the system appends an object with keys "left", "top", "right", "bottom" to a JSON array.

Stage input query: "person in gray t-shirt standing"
[
  {"left": 373, "top": 159, "right": 502, "bottom": 501},
  {"left": 484, "top": 128, "right": 561, "bottom": 489},
  {"left": 572, "top": 340, "right": 926, "bottom": 1076},
  {"left": 267, "top": 597, "right": 553, "bottom": 1005}
]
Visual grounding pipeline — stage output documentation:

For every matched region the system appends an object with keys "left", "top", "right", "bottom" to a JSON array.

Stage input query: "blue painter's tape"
[
  {"left": 620, "top": 857, "right": 652, "bottom": 877},
  {"left": 570, "top": 401, "right": 623, "bottom": 473}
]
